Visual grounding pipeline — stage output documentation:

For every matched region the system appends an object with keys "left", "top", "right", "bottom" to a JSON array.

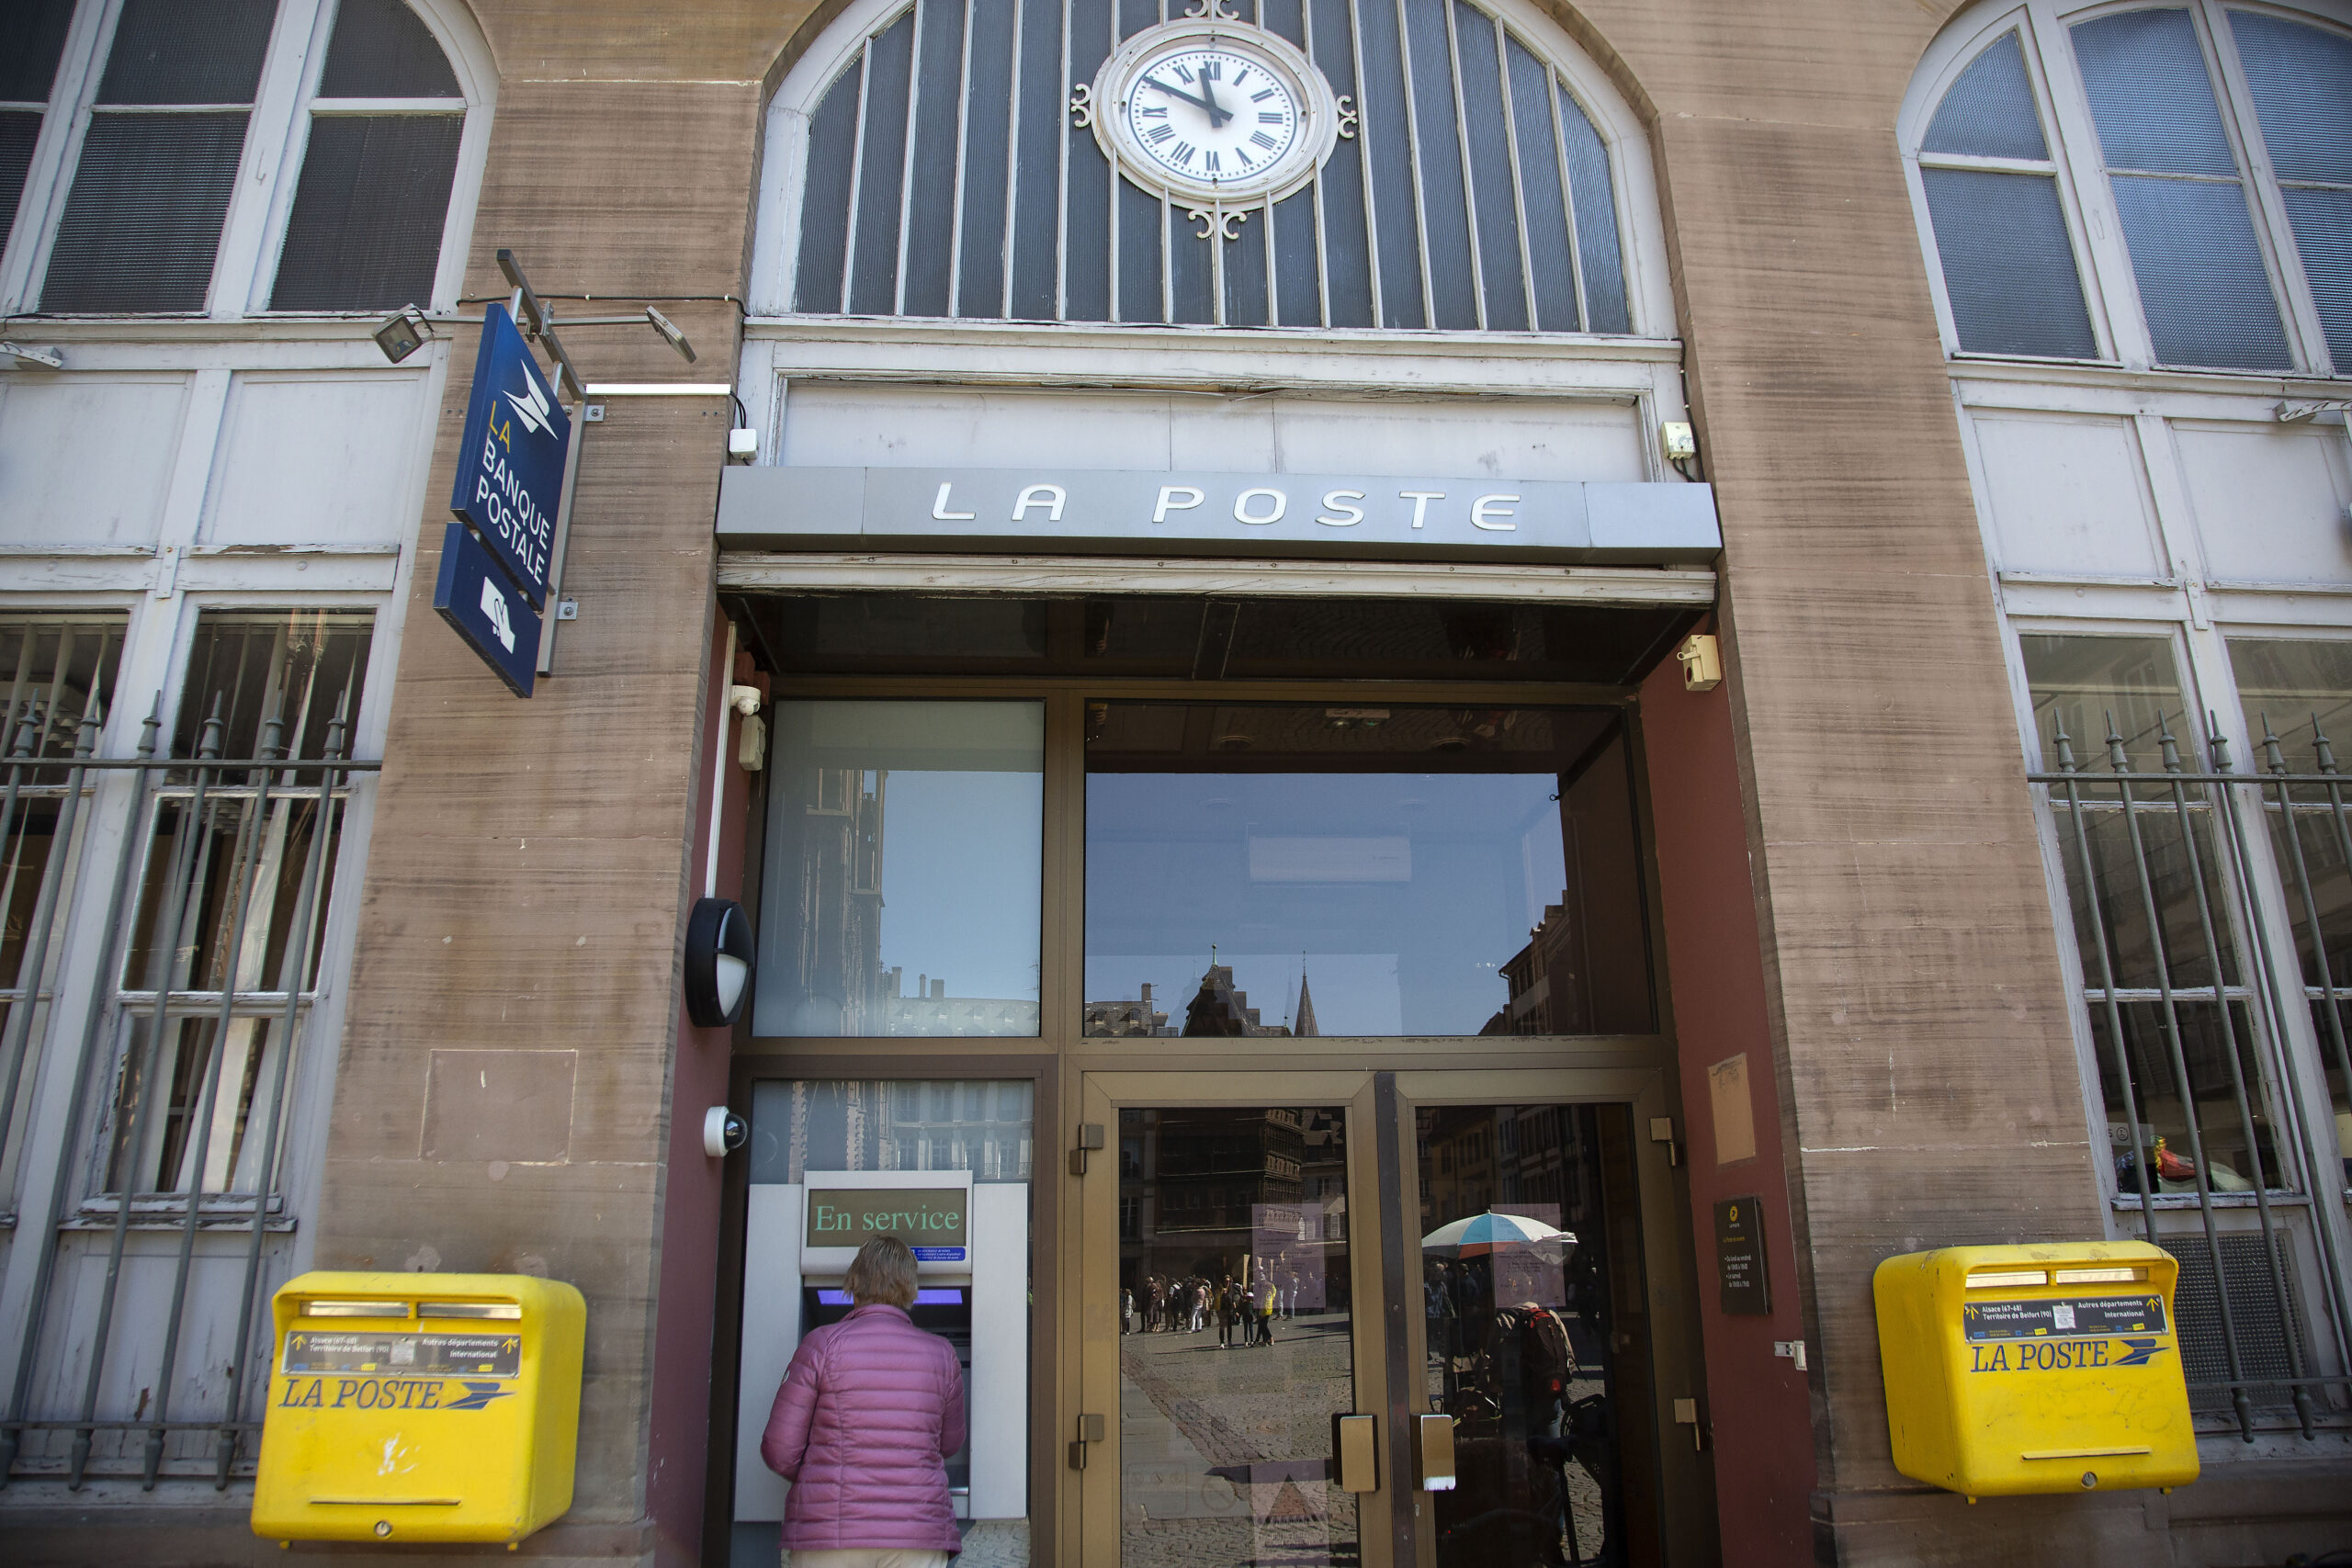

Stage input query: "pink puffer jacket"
[{"left": 760, "top": 1303, "right": 967, "bottom": 1553}]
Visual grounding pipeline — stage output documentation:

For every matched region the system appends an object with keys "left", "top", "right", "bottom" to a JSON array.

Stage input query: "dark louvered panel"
[
  {"left": 1, "top": 111, "right": 40, "bottom": 238},
  {"left": 2166, "top": 1235, "right": 2308, "bottom": 1410},
  {"left": 268, "top": 114, "right": 463, "bottom": 311},
  {"left": 40, "top": 112, "right": 248, "bottom": 312},
  {"left": 96, "top": 0, "right": 276, "bottom": 107},
  {"left": 320, "top": 0, "right": 462, "bottom": 100},
  {"left": 0, "top": 0, "right": 75, "bottom": 105}
]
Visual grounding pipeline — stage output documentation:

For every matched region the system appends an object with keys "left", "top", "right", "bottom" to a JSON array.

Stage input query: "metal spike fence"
[
  {"left": 2035, "top": 709, "right": 2352, "bottom": 1440},
  {"left": 0, "top": 683, "right": 375, "bottom": 1488}
]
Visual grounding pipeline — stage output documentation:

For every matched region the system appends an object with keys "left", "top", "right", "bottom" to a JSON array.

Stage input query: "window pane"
[
  {"left": 1507, "top": 37, "right": 1577, "bottom": 332},
  {"left": 0, "top": 110, "right": 39, "bottom": 236},
  {"left": 2228, "top": 12, "right": 2352, "bottom": 186},
  {"left": 2091, "top": 1003, "right": 2285, "bottom": 1197},
  {"left": 0, "top": 0, "right": 74, "bottom": 104},
  {"left": 166, "top": 608, "right": 374, "bottom": 764},
  {"left": 2280, "top": 186, "right": 2352, "bottom": 368},
  {"left": 2227, "top": 637, "right": 2352, "bottom": 1156},
  {"left": 1404, "top": 0, "right": 1476, "bottom": 332},
  {"left": 847, "top": 9, "right": 915, "bottom": 316},
  {"left": 1558, "top": 85, "right": 1627, "bottom": 334},
  {"left": 2022, "top": 634, "right": 2188, "bottom": 775},
  {"left": 40, "top": 112, "right": 248, "bottom": 312},
  {"left": 753, "top": 701, "right": 1044, "bottom": 1037},
  {"left": 96, "top": 0, "right": 275, "bottom": 107},
  {"left": 1455, "top": 2, "right": 1527, "bottom": 333},
  {"left": 1923, "top": 31, "right": 2046, "bottom": 161},
  {"left": 318, "top": 0, "right": 462, "bottom": 99},
  {"left": 2109, "top": 175, "right": 2291, "bottom": 368},
  {"left": 112, "top": 609, "right": 374, "bottom": 1200},
  {"left": 2023, "top": 634, "right": 2242, "bottom": 992},
  {"left": 268, "top": 113, "right": 463, "bottom": 310},
  {"left": 748, "top": 1079, "right": 1035, "bottom": 1182},
  {"left": 1084, "top": 705, "right": 1651, "bottom": 1038},
  {"left": 794, "top": 55, "right": 864, "bottom": 313},
  {"left": 2070, "top": 8, "right": 2237, "bottom": 176},
  {"left": 1922, "top": 167, "right": 2096, "bottom": 357}
]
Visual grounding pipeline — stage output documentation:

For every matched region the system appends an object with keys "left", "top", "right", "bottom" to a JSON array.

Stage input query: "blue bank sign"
[
  {"left": 433, "top": 524, "right": 541, "bottom": 697},
  {"left": 438, "top": 303, "right": 571, "bottom": 697},
  {"left": 450, "top": 303, "right": 570, "bottom": 610}
]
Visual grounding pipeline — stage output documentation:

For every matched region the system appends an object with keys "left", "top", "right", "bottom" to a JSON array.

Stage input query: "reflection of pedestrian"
[
  {"left": 1121, "top": 1286, "right": 1134, "bottom": 1336},
  {"left": 1217, "top": 1278, "right": 1240, "bottom": 1348},
  {"left": 1254, "top": 1279, "right": 1276, "bottom": 1347}
]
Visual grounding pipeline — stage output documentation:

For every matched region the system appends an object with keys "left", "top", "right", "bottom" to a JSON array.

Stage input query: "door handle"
[
  {"left": 1413, "top": 1413, "right": 1456, "bottom": 1492},
  {"left": 1332, "top": 1414, "right": 1377, "bottom": 1493}
]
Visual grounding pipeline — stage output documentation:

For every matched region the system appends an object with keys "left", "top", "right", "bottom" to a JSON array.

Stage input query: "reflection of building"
[
  {"left": 1083, "top": 981, "right": 1172, "bottom": 1037},
  {"left": 776, "top": 765, "right": 888, "bottom": 1034},
  {"left": 1118, "top": 1105, "right": 1352, "bottom": 1314},
  {"left": 1179, "top": 964, "right": 1293, "bottom": 1037},
  {"left": 1481, "top": 903, "right": 1590, "bottom": 1036}
]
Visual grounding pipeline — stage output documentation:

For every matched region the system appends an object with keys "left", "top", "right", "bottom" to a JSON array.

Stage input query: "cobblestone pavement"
[{"left": 1116, "top": 1314, "right": 1361, "bottom": 1568}]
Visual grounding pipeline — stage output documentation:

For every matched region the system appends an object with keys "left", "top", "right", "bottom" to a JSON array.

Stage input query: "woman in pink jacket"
[{"left": 762, "top": 1236, "right": 967, "bottom": 1567}]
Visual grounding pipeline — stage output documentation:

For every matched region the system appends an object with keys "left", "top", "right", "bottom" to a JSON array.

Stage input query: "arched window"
[
  {"left": 1905, "top": 2, "right": 2350, "bottom": 375},
  {"left": 763, "top": 0, "right": 1645, "bottom": 333},
  {"left": 1, "top": 0, "right": 492, "bottom": 317}
]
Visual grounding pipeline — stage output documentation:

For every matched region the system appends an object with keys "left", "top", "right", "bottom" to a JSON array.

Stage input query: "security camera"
[
  {"left": 703, "top": 1106, "right": 748, "bottom": 1158},
  {"left": 729, "top": 683, "right": 763, "bottom": 717}
]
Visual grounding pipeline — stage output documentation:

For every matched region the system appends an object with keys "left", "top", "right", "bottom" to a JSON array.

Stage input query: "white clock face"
[
  {"left": 1091, "top": 20, "right": 1340, "bottom": 206},
  {"left": 1123, "top": 46, "right": 1300, "bottom": 189}
]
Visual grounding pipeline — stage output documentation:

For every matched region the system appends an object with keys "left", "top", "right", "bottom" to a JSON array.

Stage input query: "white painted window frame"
[
  {"left": 1903, "top": 0, "right": 2352, "bottom": 379},
  {"left": 0, "top": 0, "right": 496, "bottom": 320}
]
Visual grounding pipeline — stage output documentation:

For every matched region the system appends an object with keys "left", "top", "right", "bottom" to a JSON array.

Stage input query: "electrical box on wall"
[{"left": 1873, "top": 1241, "right": 2197, "bottom": 1501}]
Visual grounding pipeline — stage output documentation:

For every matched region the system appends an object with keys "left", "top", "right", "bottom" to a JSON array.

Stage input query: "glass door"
[
  {"left": 1406, "top": 1100, "right": 1659, "bottom": 1568},
  {"left": 1078, "top": 1072, "right": 1392, "bottom": 1568}
]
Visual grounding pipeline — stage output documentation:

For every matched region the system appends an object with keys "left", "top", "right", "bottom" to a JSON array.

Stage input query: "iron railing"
[
  {"left": 2035, "top": 710, "right": 2352, "bottom": 1441},
  {"left": 0, "top": 688, "right": 375, "bottom": 1488}
]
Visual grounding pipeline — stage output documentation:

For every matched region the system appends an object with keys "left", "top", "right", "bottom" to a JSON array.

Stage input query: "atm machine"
[{"left": 734, "top": 1169, "right": 1027, "bottom": 1553}]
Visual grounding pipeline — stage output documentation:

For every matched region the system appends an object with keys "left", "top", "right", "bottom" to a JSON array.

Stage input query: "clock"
[{"left": 1086, "top": 16, "right": 1345, "bottom": 209}]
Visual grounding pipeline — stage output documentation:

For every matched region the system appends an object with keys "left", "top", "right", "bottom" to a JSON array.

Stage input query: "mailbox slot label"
[
  {"left": 283, "top": 1330, "right": 524, "bottom": 1378},
  {"left": 1962, "top": 1296, "right": 2167, "bottom": 1341}
]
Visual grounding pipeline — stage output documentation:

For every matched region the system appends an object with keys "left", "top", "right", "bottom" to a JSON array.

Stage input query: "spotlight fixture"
[
  {"left": 1, "top": 342, "right": 64, "bottom": 369},
  {"left": 644, "top": 306, "right": 696, "bottom": 364},
  {"left": 371, "top": 307, "right": 432, "bottom": 365}
]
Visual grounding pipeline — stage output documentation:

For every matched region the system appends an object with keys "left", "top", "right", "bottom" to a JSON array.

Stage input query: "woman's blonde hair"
[{"left": 843, "top": 1235, "right": 920, "bottom": 1309}]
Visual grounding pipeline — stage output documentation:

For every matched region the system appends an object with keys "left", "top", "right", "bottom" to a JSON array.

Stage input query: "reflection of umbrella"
[{"left": 1420, "top": 1211, "right": 1575, "bottom": 1258}]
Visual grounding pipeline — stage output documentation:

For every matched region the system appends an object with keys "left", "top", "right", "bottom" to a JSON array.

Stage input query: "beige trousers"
[{"left": 786, "top": 1551, "right": 952, "bottom": 1568}]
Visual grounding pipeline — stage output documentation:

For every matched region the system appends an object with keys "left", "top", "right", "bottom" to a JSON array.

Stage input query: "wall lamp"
[{"left": 371, "top": 306, "right": 434, "bottom": 365}]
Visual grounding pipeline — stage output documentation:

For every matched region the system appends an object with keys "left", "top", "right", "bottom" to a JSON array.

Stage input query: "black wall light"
[{"left": 684, "top": 897, "right": 754, "bottom": 1028}]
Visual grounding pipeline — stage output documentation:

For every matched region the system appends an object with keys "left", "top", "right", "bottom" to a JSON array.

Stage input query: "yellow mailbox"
[
  {"left": 1874, "top": 1240, "right": 2198, "bottom": 1500},
  {"left": 251, "top": 1271, "right": 583, "bottom": 1545}
]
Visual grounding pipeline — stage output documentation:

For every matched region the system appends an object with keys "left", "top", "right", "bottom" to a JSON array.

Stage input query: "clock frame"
[{"left": 1086, "top": 17, "right": 1345, "bottom": 211}]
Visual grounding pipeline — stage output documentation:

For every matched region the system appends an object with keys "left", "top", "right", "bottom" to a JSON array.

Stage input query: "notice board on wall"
[{"left": 1714, "top": 1195, "right": 1771, "bottom": 1316}]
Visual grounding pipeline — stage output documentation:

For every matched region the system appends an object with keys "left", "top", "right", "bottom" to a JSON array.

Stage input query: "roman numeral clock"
[{"left": 1073, "top": 0, "right": 1353, "bottom": 239}]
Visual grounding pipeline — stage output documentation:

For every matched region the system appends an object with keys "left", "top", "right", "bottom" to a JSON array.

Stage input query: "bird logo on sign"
[{"left": 504, "top": 358, "right": 555, "bottom": 439}]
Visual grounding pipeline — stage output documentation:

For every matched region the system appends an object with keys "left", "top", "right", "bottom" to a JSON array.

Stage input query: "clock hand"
[
  {"left": 1198, "top": 73, "right": 1231, "bottom": 127},
  {"left": 1143, "top": 74, "right": 1232, "bottom": 127}
]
